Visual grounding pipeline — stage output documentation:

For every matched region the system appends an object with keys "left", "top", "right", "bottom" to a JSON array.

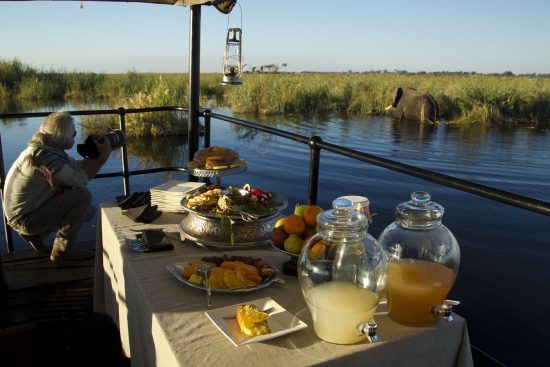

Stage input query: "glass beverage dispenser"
[
  {"left": 298, "top": 198, "right": 387, "bottom": 344},
  {"left": 378, "top": 191, "right": 460, "bottom": 325}
]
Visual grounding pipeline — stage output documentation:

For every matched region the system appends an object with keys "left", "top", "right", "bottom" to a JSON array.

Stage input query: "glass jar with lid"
[
  {"left": 378, "top": 191, "right": 460, "bottom": 325},
  {"left": 298, "top": 197, "right": 387, "bottom": 344}
]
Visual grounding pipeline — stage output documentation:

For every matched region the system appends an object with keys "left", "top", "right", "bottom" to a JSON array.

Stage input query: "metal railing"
[
  {"left": 0, "top": 106, "right": 190, "bottom": 253},
  {"left": 203, "top": 109, "right": 550, "bottom": 215},
  {"left": 2, "top": 107, "right": 550, "bottom": 254}
]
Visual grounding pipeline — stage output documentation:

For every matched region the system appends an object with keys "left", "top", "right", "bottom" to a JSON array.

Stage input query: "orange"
[
  {"left": 309, "top": 242, "right": 326, "bottom": 261},
  {"left": 303, "top": 205, "right": 323, "bottom": 227},
  {"left": 283, "top": 214, "right": 306, "bottom": 236}
]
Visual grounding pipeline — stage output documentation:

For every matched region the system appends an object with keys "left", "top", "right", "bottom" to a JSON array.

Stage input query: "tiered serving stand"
[
  {"left": 186, "top": 162, "right": 247, "bottom": 186},
  {"left": 179, "top": 161, "right": 287, "bottom": 249},
  {"left": 271, "top": 245, "right": 300, "bottom": 276}
]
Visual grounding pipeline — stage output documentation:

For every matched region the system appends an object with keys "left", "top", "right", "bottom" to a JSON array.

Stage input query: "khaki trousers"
[{"left": 10, "top": 186, "right": 92, "bottom": 252}]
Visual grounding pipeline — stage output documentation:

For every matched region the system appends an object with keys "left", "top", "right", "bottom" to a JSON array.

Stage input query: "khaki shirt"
[{"left": 3, "top": 145, "right": 89, "bottom": 223}]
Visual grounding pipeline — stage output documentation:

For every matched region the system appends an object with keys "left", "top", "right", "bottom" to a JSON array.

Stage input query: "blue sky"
[{"left": 1, "top": 0, "right": 549, "bottom": 74}]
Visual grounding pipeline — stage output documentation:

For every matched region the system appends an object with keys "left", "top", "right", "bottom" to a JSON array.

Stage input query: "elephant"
[{"left": 386, "top": 87, "right": 440, "bottom": 123}]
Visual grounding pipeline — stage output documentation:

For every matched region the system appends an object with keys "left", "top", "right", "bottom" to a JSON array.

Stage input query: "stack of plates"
[{"left": 150, "top": 180, "right": 205, "bottom": 213}]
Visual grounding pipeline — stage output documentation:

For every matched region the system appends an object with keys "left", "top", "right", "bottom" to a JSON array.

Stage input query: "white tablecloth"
[{"left": 93, "top": 202, "right": 474, "bottom": 367}]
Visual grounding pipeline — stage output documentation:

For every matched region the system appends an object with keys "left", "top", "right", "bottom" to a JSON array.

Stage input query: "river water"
[{"left": 1, "top": 105, "right": 549, "bottom": 366}]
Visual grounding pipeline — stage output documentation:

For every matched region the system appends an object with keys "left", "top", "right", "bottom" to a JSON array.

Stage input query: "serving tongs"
[
  {"left": 226, "top": 207, "right": 260, "bottom": 221},
  {"left": 222, "top": 306, "right": 276, "bottom": 320},
  {"left": 195, "top": 263, "right": 214, "bottom": 307},
  {"left": 218, "top": 194, "right": 260, "bottom": 221}
]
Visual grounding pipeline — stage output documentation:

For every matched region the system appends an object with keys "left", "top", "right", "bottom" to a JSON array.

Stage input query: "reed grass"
[{"left": 2, "top": 58, "right": 549, "bottom": 131}]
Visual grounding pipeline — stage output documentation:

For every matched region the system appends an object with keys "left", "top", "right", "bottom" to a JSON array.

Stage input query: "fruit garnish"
[
  {"left": 248, "top": 187, "right": 272, "bottom": 206},
  {"left": 237, "top": 304, "right": 271, "bottom": 336},
  {"left": 243, "top": 311, "right": 269, "bottom": 328}
]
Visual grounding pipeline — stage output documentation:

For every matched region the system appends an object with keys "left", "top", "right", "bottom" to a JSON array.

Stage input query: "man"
[{"left": 2, "top": 112, "right": 112, "bottom": 264}]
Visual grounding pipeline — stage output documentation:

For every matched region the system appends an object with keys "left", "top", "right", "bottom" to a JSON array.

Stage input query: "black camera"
[{"left": 77, "top": 130, "right": 125, "bottom": 159}]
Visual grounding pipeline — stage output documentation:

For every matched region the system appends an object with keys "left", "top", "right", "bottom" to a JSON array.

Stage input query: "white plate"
[
  {"left": 205, "top": 297, "right": 308, "bottom": 347},
  {"left": 150, "top": 180, "right": 205, "bottom": 194}
]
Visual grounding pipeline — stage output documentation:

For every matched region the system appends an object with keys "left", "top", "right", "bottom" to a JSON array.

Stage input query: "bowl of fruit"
[{"left": 271, "top": 204, "right": 325, "bottom": 275}]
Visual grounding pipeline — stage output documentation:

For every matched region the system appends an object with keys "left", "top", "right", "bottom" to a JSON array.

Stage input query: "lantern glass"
[{"left": 221, "top": 28, "right": 243, "bottom": 85}]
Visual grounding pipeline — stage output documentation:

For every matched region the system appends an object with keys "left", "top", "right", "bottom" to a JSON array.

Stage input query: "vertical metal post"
[
  {"left": 202, "top": 109, "right": 211, "bottom": 148},
  {"left": 308, "top": 136, "right": 322, "bottom": 205},
  {"left": 188, "top": 5, "right": 201, "bottom": 182},
  {"left": 118, "top": 108, "right": 130, "bottom": 195},
  {"left": 0, "top": 131, "right": 14, "bottom": 254},
  {"left": 1, "top": 130, "right": 12, "bottom": 289}
]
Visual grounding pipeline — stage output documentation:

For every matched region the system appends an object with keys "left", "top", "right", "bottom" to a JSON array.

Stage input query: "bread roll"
[
  {"left": 236, "top": 304, "right": 271, "bottom": 336},
  {"left": 193, "top": 146, "right": 239, "bottom": 169}
]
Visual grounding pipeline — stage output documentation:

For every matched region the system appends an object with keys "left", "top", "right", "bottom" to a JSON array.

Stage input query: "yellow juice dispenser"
[
  {"left": 378, "top": 191, "right": 461, "bottom": 325},
  {"left": 298, "top": 198, "right": 387, "bottom": 344}
]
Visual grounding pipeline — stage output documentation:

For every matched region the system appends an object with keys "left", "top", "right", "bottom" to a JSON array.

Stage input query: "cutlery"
[
  {"left": 222, "top": 306, "right": 276, "bottom": 319},
  {"left": 195, "top": 263, "right": 214, "bottom": 307}
]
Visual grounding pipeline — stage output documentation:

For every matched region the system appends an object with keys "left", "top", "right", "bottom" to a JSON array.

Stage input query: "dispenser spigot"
[
  {"left": 358, "top": 318, "right": 379, "bottom": 343},
  {"left": 432, "top": 299, "right": 460, "bottom": 321}
]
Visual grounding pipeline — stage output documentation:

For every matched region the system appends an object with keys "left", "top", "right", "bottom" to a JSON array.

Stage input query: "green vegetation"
[{"left": 1, "top": 58, "right": 549, "bottom": 133}]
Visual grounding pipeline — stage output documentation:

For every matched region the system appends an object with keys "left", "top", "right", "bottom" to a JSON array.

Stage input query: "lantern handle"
[{"left": 225, "top": 1, "right": 243, "bottom": 31}]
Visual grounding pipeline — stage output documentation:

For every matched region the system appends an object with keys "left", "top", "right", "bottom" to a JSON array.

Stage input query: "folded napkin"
[
  {"left": 127, "top": 229, "right": 174, "bottom": 252},
  {"left": 117, "top": 191, "right": 151, "bottom": 210},
  {"left": 123, "top": 204, "right": 162, "bottom": 223}
]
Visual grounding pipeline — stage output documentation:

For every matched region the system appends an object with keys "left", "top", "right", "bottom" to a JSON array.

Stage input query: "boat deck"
[{"left": 0, "top": 241, "right": 130, "bottom": 367}]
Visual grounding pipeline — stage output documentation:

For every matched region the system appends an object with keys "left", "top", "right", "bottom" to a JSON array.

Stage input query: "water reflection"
[
  {"left": 0, "top": 99, "right": 68, "bottom": 124},
  {"left": 126, "top": 135, "right": 189, "bottom": 169},
  {"left": 390, "top": 119, "right": 438, "bottom": 145}
]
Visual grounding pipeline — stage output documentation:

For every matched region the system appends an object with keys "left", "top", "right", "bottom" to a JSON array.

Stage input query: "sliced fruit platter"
[
  {"left": 167, "top": 254, "right": 278, "bottom": 293},
  {"left": 181, "top": 184, "right": 287, "bottom": 220}
]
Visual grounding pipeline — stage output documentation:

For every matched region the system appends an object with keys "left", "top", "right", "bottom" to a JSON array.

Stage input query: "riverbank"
[{"left": 2, "top": 58, "right": 550, "bottom": 130}]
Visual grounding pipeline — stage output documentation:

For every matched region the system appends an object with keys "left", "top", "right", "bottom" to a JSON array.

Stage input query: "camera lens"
[
  {"left": 77, "top": 130, "right": 125, "bottom": 159},
  {"left": 106, "top": 130, "right": 125, "bottom": 149}
]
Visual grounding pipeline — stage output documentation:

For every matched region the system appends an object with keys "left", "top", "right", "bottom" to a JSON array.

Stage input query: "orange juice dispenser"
[
  {"left": 378, "top": 191, "right": 460, "bottom": 325},
  {"left": 298, "top": 198, "right": 387, "bottom": 344}
]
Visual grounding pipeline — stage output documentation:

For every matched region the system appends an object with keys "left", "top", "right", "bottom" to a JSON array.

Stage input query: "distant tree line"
[
  {"left": 247, "top": 63, "right": 288, "bottom": 73},
  {"left": 245, "top": 64, "right": 548, "bottom": 78}
]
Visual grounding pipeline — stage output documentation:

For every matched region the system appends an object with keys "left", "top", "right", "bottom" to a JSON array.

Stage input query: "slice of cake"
[{"left": 236, "top": 304, "right": 271, "bottom": 336}]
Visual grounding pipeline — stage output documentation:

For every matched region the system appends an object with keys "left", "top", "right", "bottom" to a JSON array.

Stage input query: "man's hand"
[
  {"left": 82, "top": 137, "right": 112, "bottom": 178},
  {"left": 94, "top": 137, "right": 112, "bottom": 160}
]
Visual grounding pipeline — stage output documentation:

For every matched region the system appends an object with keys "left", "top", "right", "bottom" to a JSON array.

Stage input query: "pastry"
[
  {"left": 192, "top": 146, "right": 239, "bottom": 169},
  {"left": 236, "top": 304, "right": 271, "bottom": 336}
]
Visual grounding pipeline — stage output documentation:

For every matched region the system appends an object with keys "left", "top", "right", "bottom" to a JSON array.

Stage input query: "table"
[{"left": 93, "top": 202, "right": 474, "bottom": 367}]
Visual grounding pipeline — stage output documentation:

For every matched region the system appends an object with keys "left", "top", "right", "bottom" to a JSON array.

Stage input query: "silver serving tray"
[
  {"left": 167, "top": 262, "right": 276, "bottom": 293},
  {"left": 179, "top": 215, "right": 279, "bottom": 249},
  {"left": 180, "top": 229, "right": 271, "bottom": 249},
  {"left": 180, "top": 194, "right": 288, "bottom": 220},
  {"left": 186, "top": 162, "right": 247, "bottom": 178}
]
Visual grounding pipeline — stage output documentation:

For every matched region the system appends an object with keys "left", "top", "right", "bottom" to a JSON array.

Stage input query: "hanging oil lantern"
[{"left": 221, "top": 27, "right": 243, "bottom": 85}]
